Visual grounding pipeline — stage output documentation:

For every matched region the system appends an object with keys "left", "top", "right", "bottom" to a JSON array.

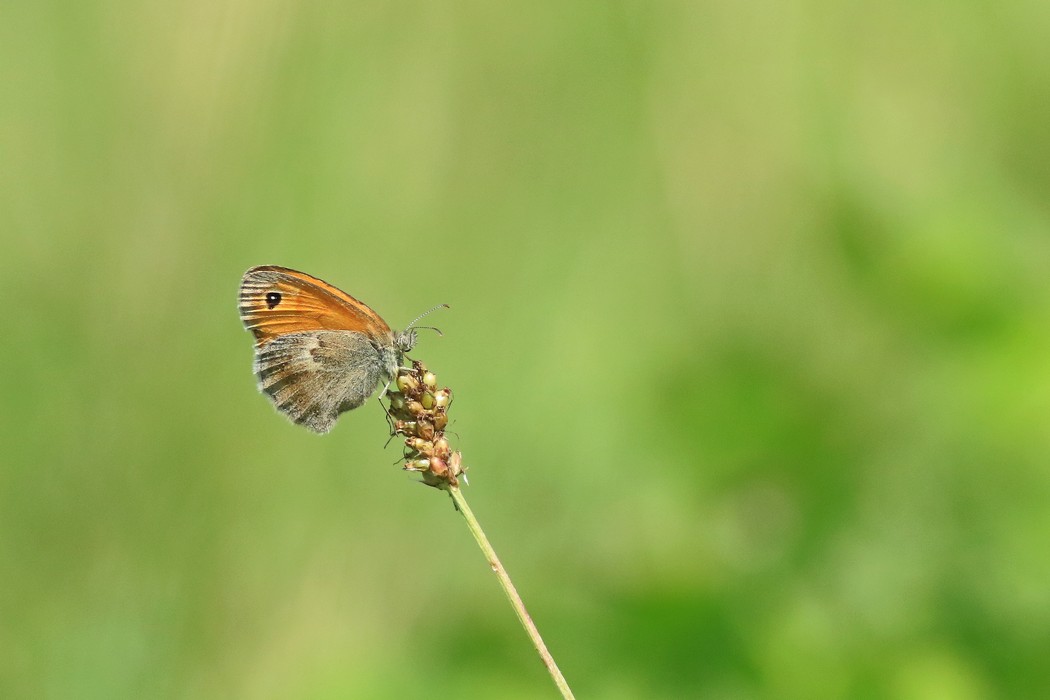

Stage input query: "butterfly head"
[
  {"left": 394, "top": 329, "right": 418, "bottom": 355},
  {"left": 398, "top": 303, "right": 450, "bottom": 356},
  {"left": 388, "top": 304, "right": 449, "bottom": 376}
]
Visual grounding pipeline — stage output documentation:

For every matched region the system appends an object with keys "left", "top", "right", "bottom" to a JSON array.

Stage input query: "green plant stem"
[{"left": 447, "top": 485, "right": 575, "bottom": 700}]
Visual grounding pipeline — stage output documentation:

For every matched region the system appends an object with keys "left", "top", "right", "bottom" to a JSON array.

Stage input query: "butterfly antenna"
[{"left": 405, "top": 303, "right": 450, "bottom": 334}]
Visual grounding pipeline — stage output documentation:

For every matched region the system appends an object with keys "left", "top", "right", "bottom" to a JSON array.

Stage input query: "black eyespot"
[{"left": 265, "top": 292, "right": 282, "bottom": 309}]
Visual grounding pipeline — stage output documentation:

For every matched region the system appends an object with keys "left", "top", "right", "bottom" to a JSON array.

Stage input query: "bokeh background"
[{"left": 2, "top": 1, "right": 1049, "bottom": 698}]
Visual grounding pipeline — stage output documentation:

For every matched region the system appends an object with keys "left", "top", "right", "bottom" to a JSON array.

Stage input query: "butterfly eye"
[{"left": 265, "top": 292, "right": 282, "bottom": 309}]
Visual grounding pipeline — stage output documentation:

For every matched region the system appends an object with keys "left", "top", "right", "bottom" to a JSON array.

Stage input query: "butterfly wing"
[
  {"left": 253, "top": 330, "right": 390, "bottom": 433},
  {"left": 238, "top": 265, "right": 393, "bottom": 345}
]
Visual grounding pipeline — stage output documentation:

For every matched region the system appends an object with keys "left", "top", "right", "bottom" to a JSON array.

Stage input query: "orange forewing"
[{"left": 238, "top": 266, "right": 393, "bottom": 345}]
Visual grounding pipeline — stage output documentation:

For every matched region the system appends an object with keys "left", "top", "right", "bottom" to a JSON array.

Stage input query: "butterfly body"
[{"left": 239, "top": 266, "right": 415, "bottom": 433}]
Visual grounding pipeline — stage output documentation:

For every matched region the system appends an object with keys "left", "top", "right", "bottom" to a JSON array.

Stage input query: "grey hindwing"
[{"left": 252, "top": 330, "right": 387, "bottom": 433}]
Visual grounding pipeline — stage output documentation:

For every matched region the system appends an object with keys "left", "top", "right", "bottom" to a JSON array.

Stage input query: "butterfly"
[{"left": 238, "top": 265, "right": 442, "bottom": 433}]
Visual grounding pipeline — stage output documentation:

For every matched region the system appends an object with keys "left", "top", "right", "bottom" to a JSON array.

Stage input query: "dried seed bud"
[
  {"left": 397, "top": 374, "right": 420, "bottom": 394},
  {"left": 421, "top": 391, "right": 435, "bottom": 410},
  {"left": 433, "top": 437, "right": 451, "bottom": 460},
  {"left": 407, "top": 437, "right": 433, "bottom": 456},
  {"left": 405, "top": 458, "right": 430, "bottom": 472},
  {"left": 423, "top": 371, "right": 438, "bottom": 389},
  {"left": 429, "top": 457, "right": 448, "bottom": 478},
  {"left": 434, "top": 389, "right": 450, "bottom": 409},
  {"left": 432, "top": 412, "right": 448, "bottom": 431},
  {"left": 406, "top": 400, "right": 424, "bottom": 416},
  {"left": 387, "top": 393, "right": 410, "bottom": 419},
  {"left": 450, "top": 451, "right": 466, "bottom": 479},
  {"left": 418, "top": 421, "right": 435, "bottom": 441}
]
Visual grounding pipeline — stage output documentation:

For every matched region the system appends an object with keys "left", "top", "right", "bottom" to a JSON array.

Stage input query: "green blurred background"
[{"left": 2, "top": 1, "right": 1049, "bottom": 698}]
